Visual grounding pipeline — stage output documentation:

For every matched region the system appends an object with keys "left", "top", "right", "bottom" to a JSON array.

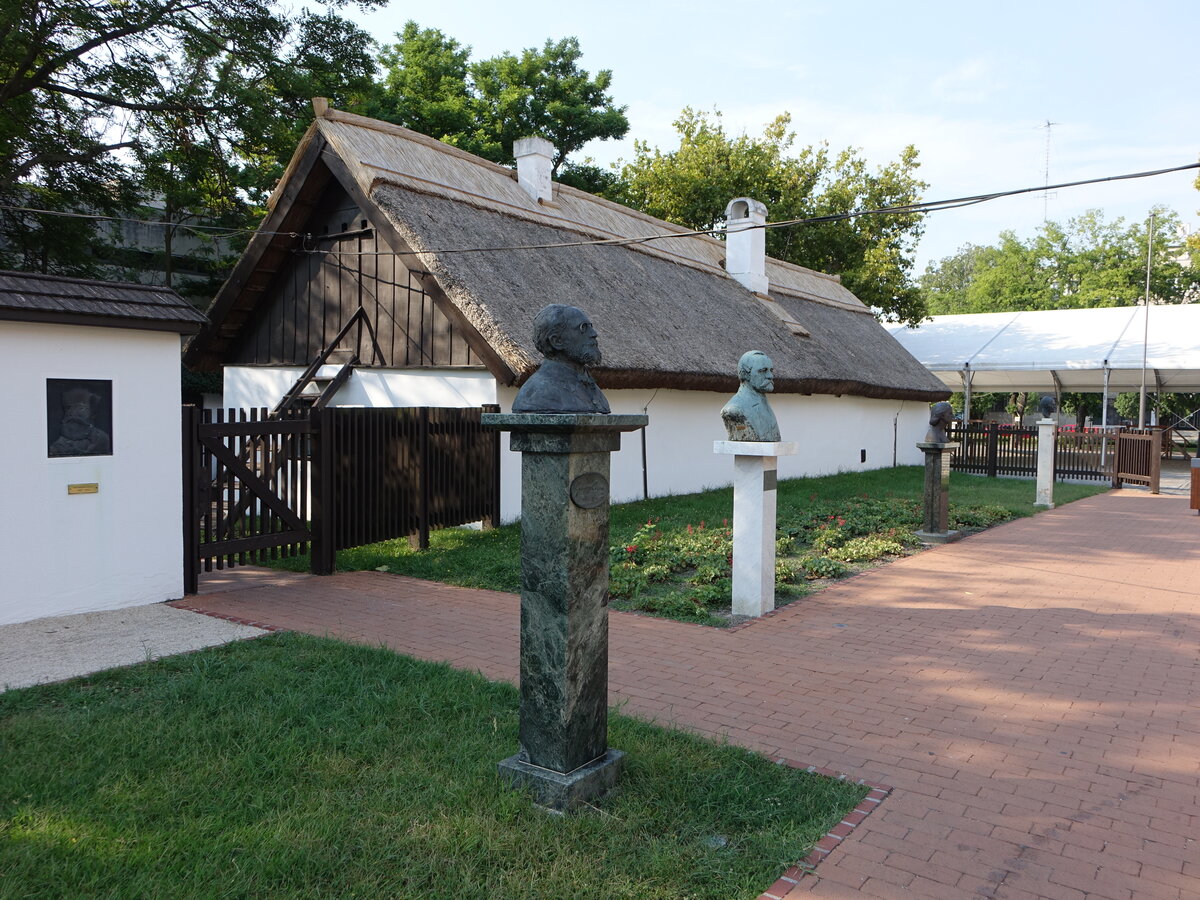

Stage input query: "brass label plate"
[{"left": 67, "top": 483, "right": 99, "bottom": 495}]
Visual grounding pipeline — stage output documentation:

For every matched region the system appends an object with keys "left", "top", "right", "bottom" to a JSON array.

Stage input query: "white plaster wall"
[
  {"left": 222, "top": 366, "right": 497, "bottom": 411},
  {"left": 0, "top": 321, "right": 185, "bottom": 625},
  {"left": 496, "top": 386, "right": 929, "bottom": 521}
]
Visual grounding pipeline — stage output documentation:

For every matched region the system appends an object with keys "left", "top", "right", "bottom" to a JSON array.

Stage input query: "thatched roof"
[
  {"left": 0, "top": 270, "right": 206, "bottom": 333},
  {"left": 188, "top": 108, "right": 946, "bottom": 400}
]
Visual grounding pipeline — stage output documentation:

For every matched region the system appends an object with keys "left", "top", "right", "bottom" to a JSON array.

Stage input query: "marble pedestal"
[
  {"left": 1035, "top": 419, "right": 1056, "bottom": 509},
  {"left": 714, "top": 440, "right": 798, "bottom": 617},
  {"left": 482, "top": 412, "right": 646, "bottom": 811},
  {"left": 915, "top": 441, "right": 961, "bottom": 544}
]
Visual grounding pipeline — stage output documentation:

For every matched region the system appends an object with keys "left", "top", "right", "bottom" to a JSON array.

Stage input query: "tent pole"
[
  {"left": 1100, "top": 364, "right": 1110, "bottom": 467},
  {"left": 962, "top": 365, "right": 972, "bottom": 423},
  {"left": 1138, "top": 213, "right": 1155, "bottom": 429}
]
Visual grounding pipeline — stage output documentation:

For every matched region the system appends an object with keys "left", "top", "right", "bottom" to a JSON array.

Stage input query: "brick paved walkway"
[{"left": 175, "top": 490, "right": 1200, "bottom": 899}]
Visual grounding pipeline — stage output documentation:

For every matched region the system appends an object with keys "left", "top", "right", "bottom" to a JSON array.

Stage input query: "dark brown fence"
[
  {"left": 949, "top": 423, "right": 1037, "bottom": 477},
  {"left": 183, "top": 405, "right": 501, "bottom": 592},
  {"left": 948, "top": 422, "right": 1114, "bottom": 482},
  {"left": 310, "top": 406, "right": 501, "bottom": 573}
]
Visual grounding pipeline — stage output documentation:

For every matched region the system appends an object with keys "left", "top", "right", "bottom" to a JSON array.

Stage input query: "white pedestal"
[
  {"left": 1035, "top": 419, "right": 1056, "bottom": 508},
  {"left": 714, "top": 441, "right": 798, "bottom": 617}
]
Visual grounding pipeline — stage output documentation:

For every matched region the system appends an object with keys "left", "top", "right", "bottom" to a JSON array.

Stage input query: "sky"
[{"left": 350, "top": 0, "right": 1199, "bottom": 274}]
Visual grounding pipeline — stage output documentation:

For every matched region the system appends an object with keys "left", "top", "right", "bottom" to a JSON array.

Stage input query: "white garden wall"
[
  {"left": 0, "top": 321, "right": 185, "bottom": 625},
  {"left": 223, "top": 365, "right": 497, "bottom": 411},
  {"left": 219, "top": 367, "right": 929, "bottom": 527},
  {"left": 496, "top": 386, "right": 929, "bottom": 521}
]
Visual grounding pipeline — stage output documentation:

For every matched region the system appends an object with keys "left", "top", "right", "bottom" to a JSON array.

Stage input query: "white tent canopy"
[{"left": 884, "top": 305, "right": 1200, "bottom": 396}]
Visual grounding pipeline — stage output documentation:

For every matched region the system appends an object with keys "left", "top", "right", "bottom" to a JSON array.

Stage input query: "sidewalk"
[{"left": 174, "top": 489, "right": 1200, "bottom": 900}]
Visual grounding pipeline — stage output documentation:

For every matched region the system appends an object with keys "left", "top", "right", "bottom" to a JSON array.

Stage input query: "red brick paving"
[{"left": 173, "top": 490, "right": 1200, "bottom": 899}]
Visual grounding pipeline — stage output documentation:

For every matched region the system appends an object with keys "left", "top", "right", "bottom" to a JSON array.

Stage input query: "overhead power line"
[{"left": 2, "top": 160, "right": 1197, "bottom": 259}]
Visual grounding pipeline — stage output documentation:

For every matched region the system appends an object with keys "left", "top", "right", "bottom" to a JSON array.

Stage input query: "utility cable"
[{"left": 3, "top": 160, "right": 1197, "bottom": 258}]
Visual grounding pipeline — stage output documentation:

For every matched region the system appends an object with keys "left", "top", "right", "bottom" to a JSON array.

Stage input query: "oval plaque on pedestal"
[{"left": 569, "top": 473, "right": 608, "bottom": 509}]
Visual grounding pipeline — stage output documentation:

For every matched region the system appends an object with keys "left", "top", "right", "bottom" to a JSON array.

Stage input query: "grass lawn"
[
  {"left": 0, "top": 634, "right": 868, "bottom": 899},
  {"left": 266, "top": 466, "right": 1109, "bottom": 625}
]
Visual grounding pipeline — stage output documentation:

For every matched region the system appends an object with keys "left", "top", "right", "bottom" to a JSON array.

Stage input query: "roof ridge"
[
  {"left": 0, "top": 269, "right": 177, "bottom": 293},
  {"left": 317, "top": 107, "right": 849, "bottom": 291}
]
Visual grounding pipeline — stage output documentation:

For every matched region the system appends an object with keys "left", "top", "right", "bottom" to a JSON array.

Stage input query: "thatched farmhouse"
[{"left": 184, "top": 103, "right": 947, "bottom": 520}]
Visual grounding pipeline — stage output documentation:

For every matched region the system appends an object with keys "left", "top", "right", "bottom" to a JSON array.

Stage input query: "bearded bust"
[{"left": 512, "top": 304, "right": 611, "bottom": 414}]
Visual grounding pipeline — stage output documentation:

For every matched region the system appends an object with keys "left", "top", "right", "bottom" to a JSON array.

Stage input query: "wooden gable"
[{"left": 227, "top": 179, "right": 481, "bottom": 370}]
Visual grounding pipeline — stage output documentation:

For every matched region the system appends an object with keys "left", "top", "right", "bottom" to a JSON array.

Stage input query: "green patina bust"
[
  {"left": 512, "top": 304, "right": 611, "bottom": 414},
  {"left": 721, "top": 351, "right": 781, "bottom": 442}
]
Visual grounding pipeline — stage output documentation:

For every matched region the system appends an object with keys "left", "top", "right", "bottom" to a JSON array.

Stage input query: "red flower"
[
  {"left": 686, "top": 524, "right": 693, "bottom": 534},
  {"left": 838, "top": 517, "right": 846, "bottom": 526},
  {"left": 625, "top": 545, "right": 637, "bottom": 554}
]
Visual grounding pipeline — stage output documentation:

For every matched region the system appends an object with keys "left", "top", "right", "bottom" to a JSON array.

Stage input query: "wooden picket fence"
[{"left": 182, "top": 405, "right": 500, "bottom": 593}]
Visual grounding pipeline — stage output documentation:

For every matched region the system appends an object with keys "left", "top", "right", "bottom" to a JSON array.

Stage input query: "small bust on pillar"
[
  {"left": 916, "top": 400, "right": 962, "bottom": 544},
  {"left": 1035, "top": 395, "right": 1057, "bottom": 508},
  {"left": 482, "top": 304, "right": 645, "bottom": 812},
  {"left": 714, "top": 351, "right": 796, "bottom": 618},
  {"left": 721, "top": 351, "right": 781, "bottom": 442}
]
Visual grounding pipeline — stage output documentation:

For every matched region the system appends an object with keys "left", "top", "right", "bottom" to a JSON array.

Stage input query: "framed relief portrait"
[{"left": 47, "top": 378, "right": 113, "bottom": 458}]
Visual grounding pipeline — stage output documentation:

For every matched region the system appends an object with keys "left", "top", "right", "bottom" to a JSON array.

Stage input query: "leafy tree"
[
  {"left": 367, "top": 22, "right": 474, "bottom": 146},
  {"left": 0, "top": 0, "right": 379, "bottom": 280},
  {"left": 614, "top": 109, "right": 928, "bottom": 325},
  {"left": 371, "top": 24, "right": 629, "bottom": 175},
  {"left": 922, "top": 209, "right": 1199, "bottom": 314}
]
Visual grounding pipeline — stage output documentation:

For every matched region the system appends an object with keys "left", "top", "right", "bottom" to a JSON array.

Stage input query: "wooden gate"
[
  {"left": 182, "top": 407, "right": 315, "bottom": 594},
  {"left": 182, "top": 405, "right": 501, "bottom": 593},
  {"left": 1113, "top": 428, "right": 1162, "bottom": 492}
]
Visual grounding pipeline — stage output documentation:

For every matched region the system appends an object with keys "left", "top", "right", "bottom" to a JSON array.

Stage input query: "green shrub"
[
  {"left": 800, "top": 556, "right": 849, "bottom": 579},
  {"left": 826, "top": 533, "right": 908, "bottom": 562}
]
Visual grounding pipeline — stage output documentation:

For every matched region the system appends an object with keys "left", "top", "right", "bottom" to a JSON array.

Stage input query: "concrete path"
[
  {"left": 175, "top": 489, "right": 1198, "bottom": 899},
  {"left": 0, "top": 604, "right": 267, "bottom": 691}
]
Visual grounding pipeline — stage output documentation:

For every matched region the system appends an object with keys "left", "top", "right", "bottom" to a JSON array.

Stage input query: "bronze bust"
[
  {"left": 721, "top": 351, "right": 781, "bottom": 442},
  {"left": 1039, "top": 395, "right": 1057, "bottom": 419},
  {"left": 512, "top": 304, "right": 611, "bottom": 414}
]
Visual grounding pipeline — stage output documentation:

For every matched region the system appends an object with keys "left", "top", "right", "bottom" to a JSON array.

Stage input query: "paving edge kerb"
[
  {"left": 168, "top": 603, "right": 288, "bottom": 632},
  {"left": 757, "top": 762, "right": 892, "bottom": 900}
]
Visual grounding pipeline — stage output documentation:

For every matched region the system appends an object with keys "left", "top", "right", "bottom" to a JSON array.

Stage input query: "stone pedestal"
[
  {"left": 482, "top": 412, "right": 646, "bottom": 811},
  {"left": 1035, "top": 418, "right": 1056, "bottom": 509},
  {"left": 915, "top": 441, "right": 961, "bottom": 544},
  {"left": 714, "top": 440, "right": 797, "bottom": 617}
]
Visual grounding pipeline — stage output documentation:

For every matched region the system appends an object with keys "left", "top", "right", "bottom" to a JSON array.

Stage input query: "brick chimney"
[
  {"left": 514, "top": 137, "right": 555, "bottom": 204},
  {"left": 724, "top": 198, "right": 768, "bottom": 294}
]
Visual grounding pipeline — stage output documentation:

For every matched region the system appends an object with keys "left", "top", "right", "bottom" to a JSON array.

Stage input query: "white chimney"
[
  {"left": 724, "top": 197, "right": 769, "bottom": 294},
  {"left": 514, "top": 136, "right": 555, "bottom": 204}
]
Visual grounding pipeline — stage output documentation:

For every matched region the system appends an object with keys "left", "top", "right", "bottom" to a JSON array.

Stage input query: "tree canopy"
[
  {"left": 369, "top": 23, "right": 629, "bottom": 177},
  {"left": 0, "top": 0, "right": 379, "bottom": 279},
  {"left": 920, "top": 209, "right": 1199, "bottom": 315},
  {"left": 613, "top": 109, "right": 929, "bottom": 325}
]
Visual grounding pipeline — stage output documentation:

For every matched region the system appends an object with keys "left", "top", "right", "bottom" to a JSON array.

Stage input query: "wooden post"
[
  {"left": 986, "top": 422, "right": 999, "bottom": 478},
  {"left": 1112, "top": 427, "right": 1124, "bottom": 488},
  {"left": 309, "top": 407, "right": 336, "bottom": 575},
  {"left": 483, "top": 403, "right": 501, "bottom": 529},
  {"left": 417, "top": 407, "right": 431, "bottom": 550},
  {"left": 1150, "top": 427, "right": 1162, "bottom": 494}
]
